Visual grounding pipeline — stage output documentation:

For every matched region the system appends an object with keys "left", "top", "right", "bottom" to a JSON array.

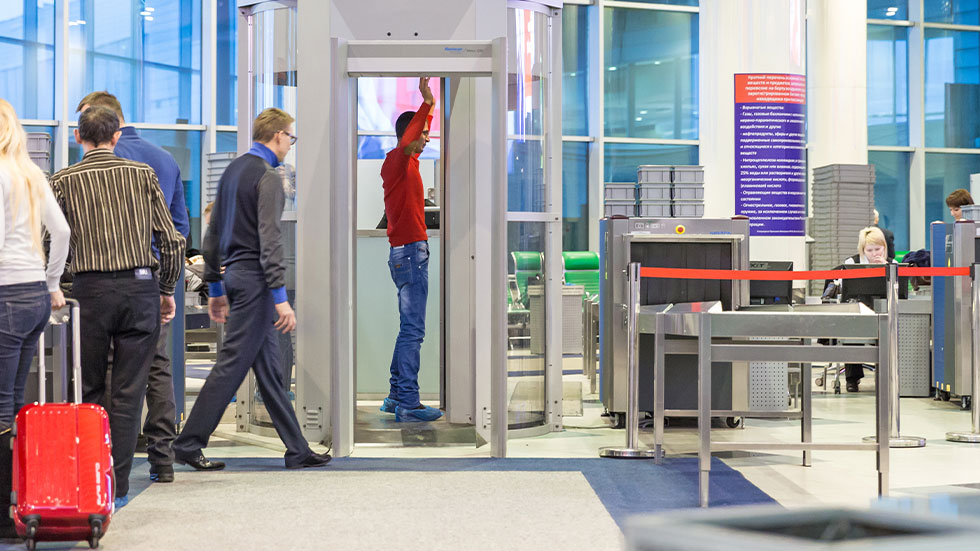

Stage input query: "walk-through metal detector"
[
  {"left": 233, "top": 0, "right": 564, "bottom": 459},
  {"left": 318, "top": 39, "right": 510, "bottom": 457}
]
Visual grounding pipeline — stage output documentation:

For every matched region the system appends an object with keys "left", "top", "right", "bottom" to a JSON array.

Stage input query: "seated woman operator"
[{"left": 833, "top": 226, "right": 895, "bottom": 392}]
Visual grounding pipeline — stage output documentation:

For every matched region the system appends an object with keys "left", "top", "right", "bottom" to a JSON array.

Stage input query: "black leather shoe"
[
  {"left": 287, "top": 452, "right": 332, "bottom": 469},
  {"left": 846, "top": 380, "right": 860, "bottom": 393},
  {"left": 149, "top": 464, "right": 174, "bottom": 483},
  {"left": 175, "top": 451, "right": 226, "bottom": 471}
]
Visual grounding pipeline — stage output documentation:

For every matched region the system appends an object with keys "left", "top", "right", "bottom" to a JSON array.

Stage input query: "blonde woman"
[
  {"left": 0, "top": 100, "right": 70, "bottom": 427},
  {"left": 0, "top": 100, "right": 69, "bottom": 539},
  {"left": 840, "top": 226, "right": 895, "bottom": 392}
]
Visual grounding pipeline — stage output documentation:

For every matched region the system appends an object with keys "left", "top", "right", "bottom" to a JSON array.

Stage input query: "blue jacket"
[{"left": 113, "top": 126, "right": 191, "bottom": 240}]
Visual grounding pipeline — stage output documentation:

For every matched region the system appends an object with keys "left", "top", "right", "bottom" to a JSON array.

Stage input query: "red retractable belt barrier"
[
  {"left": 638, "top": 266, "right": 971, "bottom": 281},
  {"left": 898, "top": 266, "right": 970, "bottom": 277}
]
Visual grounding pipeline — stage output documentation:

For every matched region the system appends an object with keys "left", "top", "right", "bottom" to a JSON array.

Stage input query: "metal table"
[{"left": 640, "top": 301, "right": 891, "bottom": 507}]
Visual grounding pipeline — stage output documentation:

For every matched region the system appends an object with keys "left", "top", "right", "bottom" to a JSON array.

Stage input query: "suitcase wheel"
[
  {"left": 24, "top": 518, "right": 38, "bottom": 550},
  {"left": 89, "top": 517, "right": 104, "bottom": 549}
]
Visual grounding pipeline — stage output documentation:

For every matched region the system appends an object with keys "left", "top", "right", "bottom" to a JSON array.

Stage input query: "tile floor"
[{"left": 192, "top": 370, "right": 980, "bottom": 511}]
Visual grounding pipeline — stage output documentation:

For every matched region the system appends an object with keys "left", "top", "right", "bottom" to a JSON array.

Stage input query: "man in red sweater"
[{"left": 379, "top": 77, "right": 442, "bottom": 422}]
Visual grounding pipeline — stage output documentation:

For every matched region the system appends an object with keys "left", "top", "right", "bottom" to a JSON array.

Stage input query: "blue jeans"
[
  {"left": 387, "top": 241, "right": 429, "bottom": 409},
  {"left": 0, "top": 282, "right": 50, "bottom": 429}
]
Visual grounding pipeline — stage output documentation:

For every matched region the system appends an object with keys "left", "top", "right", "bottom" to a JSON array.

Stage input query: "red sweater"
[{"left": 381, "top": 102, "right": 432, "bottom": 247}]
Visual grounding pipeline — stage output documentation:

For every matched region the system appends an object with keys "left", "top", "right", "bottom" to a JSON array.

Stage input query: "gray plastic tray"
[
  {"left": 638, "top": 203, "right": 671, "bottom": 217},
  {"left": 637, "top": 166, "right": 671, "bottom": 184},
  {"left": 604, "top": 200, "right": 636, "bottom": 217},
  {"left": 672, "top": 165, "right": 705, "bottom": 183},
  {"left": 672, "top": 200, "right": 704, "bottom": 217},
  {"left": 637, "top": 184, "right": 671, "bottom": 200},
  {"left": 604, "top": 183, "right": 637, "bottom": 200},
  {"left": 672, "top": 183, "right": 705, "bottom": 200}
]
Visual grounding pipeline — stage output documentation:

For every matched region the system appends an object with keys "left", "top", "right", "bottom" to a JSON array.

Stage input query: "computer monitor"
[
  {"left": 749, "top": 261, "right": 793, "bottom": 305},
  {"left": 840, "top": 263, "right": 909, "bottom": 307}
]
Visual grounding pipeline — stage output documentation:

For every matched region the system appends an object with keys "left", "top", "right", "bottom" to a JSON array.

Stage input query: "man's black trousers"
[
  {"left": 172, "top": 262, "right": 311, "bottom": 467},
  {"left": 74, "top": 271, "right": 160, "bottom": 498}
]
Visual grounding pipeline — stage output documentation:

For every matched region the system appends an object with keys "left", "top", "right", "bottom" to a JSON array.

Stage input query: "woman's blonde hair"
[
  {"left": 0, "top": 99, "right": 48, "bottom": 258},
  {"left": 858, "top": 226, "right": 886, "bottom": 256}
]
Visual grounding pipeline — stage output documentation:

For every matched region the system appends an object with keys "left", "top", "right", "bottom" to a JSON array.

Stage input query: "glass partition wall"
[
  {"left": 235, "top": 2, "right": 298, "bottom": 437},
  {"left": 506, "top": 3, "right": 562, "bottom": 434},
  {"left": 868, "top": 0, "right": 980, "bottom": 250}
]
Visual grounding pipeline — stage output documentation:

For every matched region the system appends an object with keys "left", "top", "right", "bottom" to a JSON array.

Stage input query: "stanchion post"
[
  {"left": 947, "top": 263, "right": 980, "bottom": 443},
  {"left": 600, "top": 262, "right": 657, "bottom": 459},
  {"left": 888, "top": 262, "right": 901, "bottom": 440},
  {"left": 864, "top": 263, "right": 926, "bottom": 448}
]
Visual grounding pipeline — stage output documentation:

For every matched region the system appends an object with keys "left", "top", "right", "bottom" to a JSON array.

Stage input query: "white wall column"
[
  {"left": 807, "top": 0, "right": 869, "bottom": 176},
  {"left": 699, "top": 0, "right": 808, "bottom": 271}
]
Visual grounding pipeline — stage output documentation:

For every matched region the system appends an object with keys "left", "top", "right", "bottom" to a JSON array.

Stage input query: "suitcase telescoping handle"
[{"left": 36, "top": 298, "right": 82, "bottom": 406}]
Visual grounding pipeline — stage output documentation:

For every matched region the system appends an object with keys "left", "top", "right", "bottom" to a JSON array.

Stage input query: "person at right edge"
[
  {"left": 172, "top": 108, "right": 331, "bottom": 470},
  {"left": 946, "top": 188, "right": 974, "bottom": 222},
  {"left": 378, "top": 77, "right": 443, "bottom": 422}
]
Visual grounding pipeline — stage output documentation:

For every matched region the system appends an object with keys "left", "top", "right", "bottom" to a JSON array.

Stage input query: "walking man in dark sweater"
[
  {"left": 378, "top": 77, "right": 443, "bottom": 422},
  {"left": 172, "top": 108, "right": 330, "bottom": 470}
]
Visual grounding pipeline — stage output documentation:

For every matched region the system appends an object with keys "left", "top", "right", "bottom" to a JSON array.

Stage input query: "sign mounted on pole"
[{"left": 734, "top": 73, "right": 806, "bottom": 236}]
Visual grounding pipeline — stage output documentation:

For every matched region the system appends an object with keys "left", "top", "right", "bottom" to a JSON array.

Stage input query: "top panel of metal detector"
[
  {"left": 346, "top": 41, "right": 497, "bottom": 77},
  {"left": 347, "top": 41, "right": 495, "bottom": 60}
]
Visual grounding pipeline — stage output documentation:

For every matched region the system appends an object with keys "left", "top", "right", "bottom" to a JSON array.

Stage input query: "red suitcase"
[{"left": 12, "top": 299, "right": 113, "bottom": 550}]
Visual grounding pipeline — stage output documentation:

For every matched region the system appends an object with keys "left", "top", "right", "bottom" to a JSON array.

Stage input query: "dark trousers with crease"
[
  {"left": 73, "top": 272, "right": 160, "bottom": 498},
  {"left": 173, "top": 262, "right": 311, "bottom": 467},
  {"left": 143, "top": 323, "right": 177, "bottom": 466}
]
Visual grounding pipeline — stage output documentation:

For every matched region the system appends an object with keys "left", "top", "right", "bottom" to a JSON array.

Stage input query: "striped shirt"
[{"left": 49, "top": 148, "right": 185, "bottom": 295}]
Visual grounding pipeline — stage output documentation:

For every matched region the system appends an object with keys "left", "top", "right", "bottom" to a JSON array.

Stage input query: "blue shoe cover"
[
  {"left": 114, "top": 495, "right": 130, "bottom": 510},
  {"left": 380, "top": 397, "right": 397, "bottom": 414},
  {"left": 395, "top": 404, "right": 443, "bottom": 422}
]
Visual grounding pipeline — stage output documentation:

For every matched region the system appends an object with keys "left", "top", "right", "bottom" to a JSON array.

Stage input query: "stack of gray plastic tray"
[
  {"left": 809, "top": 164, "right": 876, "bottom": 294},
  {"left": 26, "top": 132, "right": 51, "bottom": 174},
  {"left": 636, "top": 165, "right": 704, "bottom": 218},
  {"left": 206, "top": 152, "right": 236, "bottom": 203},
  {"left": 604, "top": 182, "right": 637, "bottom": 217}
]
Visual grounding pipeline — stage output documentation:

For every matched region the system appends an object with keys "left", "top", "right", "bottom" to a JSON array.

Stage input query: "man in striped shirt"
[
  {"left": 77, "top": 91, "right": 191, "bottom": 485},
  {"left": 49, "top": 105, "right": 185, "bottom": 509}
]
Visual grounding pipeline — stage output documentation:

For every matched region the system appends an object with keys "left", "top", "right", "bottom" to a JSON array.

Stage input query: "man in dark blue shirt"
[{"left": 77, "top": 92, "right": 191, "bottom": 484}]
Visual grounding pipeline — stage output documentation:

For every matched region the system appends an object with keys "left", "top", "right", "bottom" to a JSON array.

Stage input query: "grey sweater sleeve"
[{"left": 256, "top": 169, "right": 287, "bottom": 290}]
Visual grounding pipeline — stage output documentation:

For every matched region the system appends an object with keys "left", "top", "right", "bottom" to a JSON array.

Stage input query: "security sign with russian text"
[{"left": 734, "top": 73, "right": 806, "bottom": 236}]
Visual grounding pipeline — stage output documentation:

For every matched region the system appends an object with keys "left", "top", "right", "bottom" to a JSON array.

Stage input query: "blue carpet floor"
[{"left": 130, "top": 456, "right": 774, "bottom": 527}]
